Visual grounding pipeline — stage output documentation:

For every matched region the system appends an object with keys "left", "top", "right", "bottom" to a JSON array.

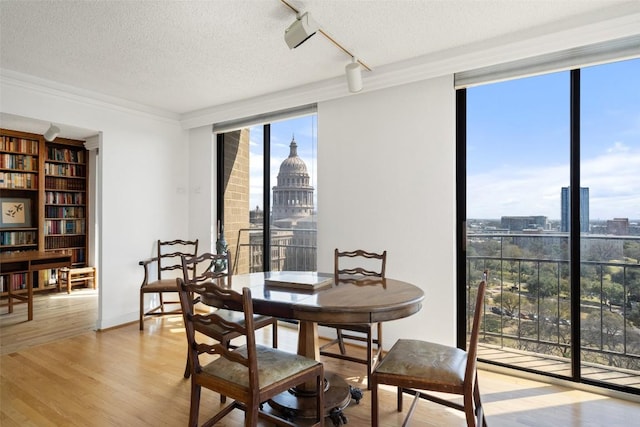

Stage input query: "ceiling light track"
[{"left": 280, "top": 0, "right": 372, "bottom": 72}]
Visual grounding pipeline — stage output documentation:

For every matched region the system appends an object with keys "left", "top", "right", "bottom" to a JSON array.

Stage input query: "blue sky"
[{"left": 467, "top": 57, "right": 639, "bottom": 221}]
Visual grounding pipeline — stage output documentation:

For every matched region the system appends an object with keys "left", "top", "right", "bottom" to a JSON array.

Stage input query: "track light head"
[
  {"left": 284, "top": 12, "right": 318, "bottom": 49},
  {"left": 345, "top": 59, "right": 362, "bottom": 93},
  {"left": 44, "top": 124, "right": 61, "bottom": 142}
]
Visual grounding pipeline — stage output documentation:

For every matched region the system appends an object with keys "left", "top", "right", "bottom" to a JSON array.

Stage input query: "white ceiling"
[{"left": 1, "top": 0, "right": 639, "bottom": 138}]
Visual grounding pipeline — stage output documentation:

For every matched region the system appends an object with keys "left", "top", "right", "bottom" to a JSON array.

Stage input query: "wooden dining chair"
[
  {"left": 139, "top": 239, "right": 198, "bottom": 330},
  {"left": 319, "top": 248, "right": 387, "bottom": 390},
  {"left": 180, "top": 251, "right": 278, "bottom": 381},
  {"left": 370, "top": 280, "right": 488, "bottom": 427},
  {"left": 177, "top": 276, "right": 325, "bottom": 427}
]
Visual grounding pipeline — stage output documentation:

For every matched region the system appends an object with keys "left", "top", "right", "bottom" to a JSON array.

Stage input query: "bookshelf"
[
  {"left": 0, "top": 128, "right": 88, "bottom": 296},
  {"left": 44, "top": 139, "right": 87, "bottom": 267}
]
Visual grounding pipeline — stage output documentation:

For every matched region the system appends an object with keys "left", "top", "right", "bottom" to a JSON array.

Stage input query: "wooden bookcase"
[{"left": 0, "top": 128, "right": 88, "bottom": 296}]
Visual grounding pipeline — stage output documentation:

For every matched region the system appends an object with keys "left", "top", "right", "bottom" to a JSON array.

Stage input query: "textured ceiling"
[{"left": 0, "top": 0, "right": 637, "bottom": 122}]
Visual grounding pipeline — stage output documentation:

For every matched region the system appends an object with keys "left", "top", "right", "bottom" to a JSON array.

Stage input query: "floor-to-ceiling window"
[
  {"left": 580, "top": 60, "right": 640, "bottom": 387},
  {"left": 458, "top": 57, "right": 639, "bottom": 394},
  {"left": 216, "top": 110, "right": 317, "bottom": 274}
]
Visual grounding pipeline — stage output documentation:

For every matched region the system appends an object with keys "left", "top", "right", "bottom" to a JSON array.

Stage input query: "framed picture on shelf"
[{"left": 0, "top": 198, "right": 32, "bottom": 228}]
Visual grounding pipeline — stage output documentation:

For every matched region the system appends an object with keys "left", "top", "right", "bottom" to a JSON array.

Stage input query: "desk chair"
[
  {"left": 177, "top": 277, "right": 324, "bottom": 427},
  {"left": 371, "top": 281, "right": 488, "bottom": 427},
  {"left": 139, "top": 239, "right": 198, "bottom": 330},
  {"left": 319, "top": 248, "right": 387, "bottom": 390},
  {"left": 180, "top": 252, "right": 278, "bottom": 383}
]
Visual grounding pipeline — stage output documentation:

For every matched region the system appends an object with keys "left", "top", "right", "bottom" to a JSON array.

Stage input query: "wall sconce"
[
  {"left": 345, "top": 58, "right": 362, "bottom": 93},
  {"left": 44, "top": 124, "right": 60, "bottom": 142}
]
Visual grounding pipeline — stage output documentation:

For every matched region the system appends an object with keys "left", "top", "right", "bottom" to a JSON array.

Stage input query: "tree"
[
  {"left": 526, "top": 269, "right": 558, "bottom": 298},
  {"left": 623, "top": 241, "right": 640, "bottom": 262},
  {"left": 494, "top": 292, "right": 520, "bottom": 316}
]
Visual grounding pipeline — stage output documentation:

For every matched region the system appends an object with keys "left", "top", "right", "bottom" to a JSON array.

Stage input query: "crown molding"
[{"left": 0, "top": 69, "right": 180, "bottom": 123}]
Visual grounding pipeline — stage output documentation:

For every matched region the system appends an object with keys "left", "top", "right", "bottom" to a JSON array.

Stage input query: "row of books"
[
  {"left": 47, "top": 147, "right": 85, "bottom": 164},
  {"left": 45, "top": 247, "right": 86, "bottom": 265},
  {"left": 45, "top": 206, "right": 85, "bottom": 218},
  {"left": 0, "top": 271, "right": 59, "bottom": 293},
  {"left": 0, "top": 231, "right": 37, "bottom": 246},
  {"left": 0, "top": 136, "right": 39, "bottom": 154},
  {"left": 44, "top": 163, "right": 86, "bottom": 177},
  {"left": 45, "top": 235, "right": 85, "bottom": 250},
  {"left": 69, "top": 248, "right": 85, "bottom": 264},
  {"left": 45, "top": 191, "right": 85, "bottom": 205},
  {"left": 0, "top": 272, "right": 28, "bottom": 292},
  {"left": 45, "top": 176, "right": 86, "bottom": 191},
  {"left": 44, "top": 219, "right": 86, "bottom": 235},
  {"left": 0, "top": 172, "right": 38, "bottom": 189},
  {"left": 0, "top": 153, "right": 38, "bottom": 171}
]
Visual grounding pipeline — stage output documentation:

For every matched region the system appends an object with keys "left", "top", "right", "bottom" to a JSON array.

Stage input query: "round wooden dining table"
[{"left": 205, "top": 271, "right": 425, "bottom": 425}]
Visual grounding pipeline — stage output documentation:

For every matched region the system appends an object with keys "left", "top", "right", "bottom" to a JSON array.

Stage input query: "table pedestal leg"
[
  {"left": 267, "top": 320, "right": 352, "bottom": 424},
  {"left": 267, "top": 371, "right": 351, "bottom": 420}
]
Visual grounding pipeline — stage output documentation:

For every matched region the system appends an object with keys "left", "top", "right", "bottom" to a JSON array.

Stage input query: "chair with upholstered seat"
[
  {"left": 177, "top": 275, "right": 324, "bottom": 427},
  {"left": 319, "top": 248, "right": 387, "bottom": 390},
  {"left": 180, "top": 251, "right": 278, "bottom": 381},
  {"left": 371, "top": 280, "right": 488, "bottom": 427},
  {"left": 139, "top": 239, "right": 198, "bottom": 331}
]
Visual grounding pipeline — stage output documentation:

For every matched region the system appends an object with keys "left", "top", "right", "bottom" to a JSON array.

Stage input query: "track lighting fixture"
[
  {"left": 44, "top": 123, "right": 60, "bottom": 142},
  {"left": 281, "top": 0, "right": 371, "bottom": 93},
  {"left": 284, "top": 12, "right": 319, "bottom": 49},
  {"left": 345, "top": 58, "right": 363, "bottom": 93}
]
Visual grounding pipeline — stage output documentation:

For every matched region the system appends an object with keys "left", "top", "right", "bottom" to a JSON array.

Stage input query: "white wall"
[
  {"left": 0, "top": 79, "right": 190, "bottom": 329},
  {"left": 188, "top": 125, "right": 216, "bottom": 253},
  {"left": 317, "top": 75, "right": 457, "bottom": 345}
]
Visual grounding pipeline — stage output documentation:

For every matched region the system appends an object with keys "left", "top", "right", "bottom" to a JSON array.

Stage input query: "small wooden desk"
[
  {"left": 0, "top": 251, "right": 72, "bottom": 321},
  {"left": 203, "top": 272, "right": 425, "bottom": 423}
]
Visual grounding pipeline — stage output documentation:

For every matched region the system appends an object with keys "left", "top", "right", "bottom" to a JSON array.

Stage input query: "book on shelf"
[{"left": 265, "top": 271, "right": 334, "bottom": 291}]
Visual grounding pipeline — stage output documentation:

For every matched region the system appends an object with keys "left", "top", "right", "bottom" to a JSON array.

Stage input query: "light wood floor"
[{"left": 1, "top": 290, "right": 639, "bottom": 426}]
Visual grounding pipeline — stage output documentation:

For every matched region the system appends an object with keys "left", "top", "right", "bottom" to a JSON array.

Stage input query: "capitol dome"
[
  {"left": 272, "top": 136, "right": 314, "bottom": 220},
  {"left": 278, "top": 140, "right": 308, "bottom": 175}
]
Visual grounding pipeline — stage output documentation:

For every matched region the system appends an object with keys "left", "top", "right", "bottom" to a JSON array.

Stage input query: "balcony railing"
[
  {"left": 467, "top": 232, "right": 640, "bottom": 392},
  {"left": 235, "top": 227, "right": 317, "bottom": 273}
]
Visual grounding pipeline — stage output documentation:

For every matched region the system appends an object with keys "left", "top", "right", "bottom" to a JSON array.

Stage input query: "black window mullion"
[
  {"left": 456, "top": 88, "right": 468, "bottom": 350},
  {"left": 216, "top": 133, "right": 225, "bottom": 227},
  {"left": 263, "top": 124, "right": 271, "bottom": 272},
  {"left": 570, "top": 69, "right": 581, "bottom": 381}
]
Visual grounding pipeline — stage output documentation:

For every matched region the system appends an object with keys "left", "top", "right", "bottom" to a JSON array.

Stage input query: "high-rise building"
[{"left": 561, "top": 187, "right": 589, "bottom": 233}]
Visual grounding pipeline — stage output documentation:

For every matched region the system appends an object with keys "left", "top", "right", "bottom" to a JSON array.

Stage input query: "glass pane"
[
  {"left": 467, "top": 72, "right": 572, "bottom": 377},
  {"left": 580, "top": 58, "right": 640, "bottom": 390},
  {"left": 269, "top": 115, "right": 317, "bottom": 272}
]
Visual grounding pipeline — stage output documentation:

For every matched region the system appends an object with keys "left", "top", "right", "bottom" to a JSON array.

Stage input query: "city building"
[
  {"left": 500, "top": 215, "right": 548, "bottom": 232},
  {"left": 561, "top": 187, "right": 590, "bottom": 233},
  {"left": 607, "top": 218, "right": 630, "bottom": 236}
]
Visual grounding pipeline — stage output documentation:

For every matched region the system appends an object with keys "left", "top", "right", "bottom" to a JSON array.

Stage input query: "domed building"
[
  {"left": 272, "top": 137, "right": 315, "bottom": 221},
  {"left": 264, "top": 136, "right": 317, "bottom": 271}
]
